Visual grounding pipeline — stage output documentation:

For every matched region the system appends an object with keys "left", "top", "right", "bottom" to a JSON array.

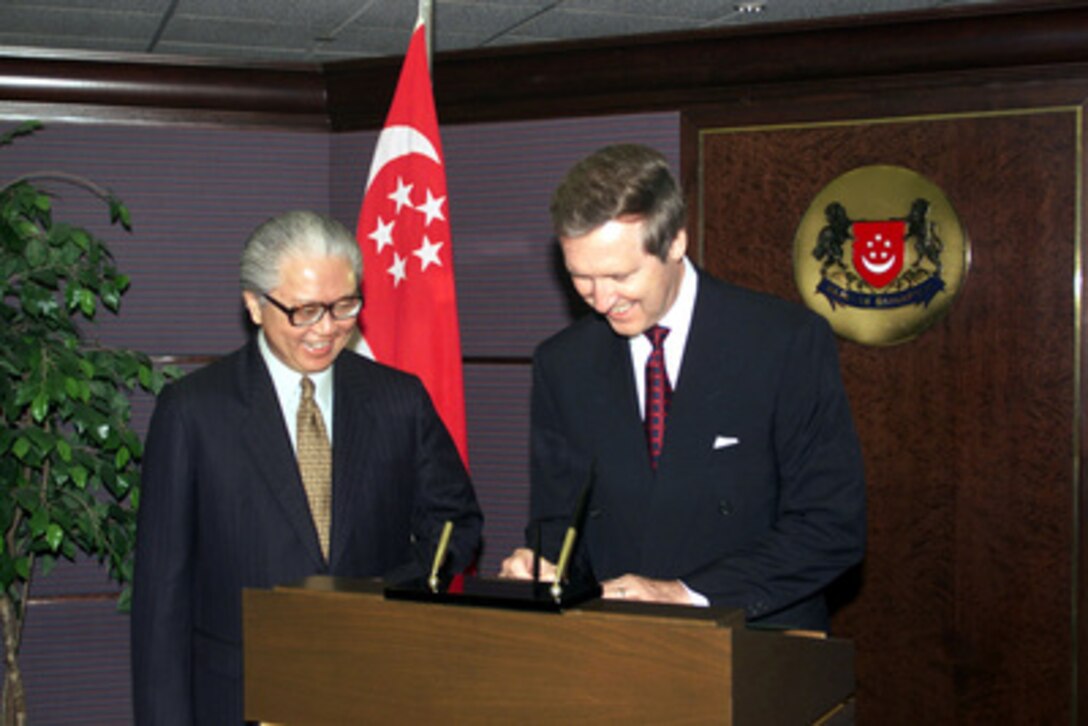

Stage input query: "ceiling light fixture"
[{"left": 734, "top": 1, "right": 766, "bottom": 13}]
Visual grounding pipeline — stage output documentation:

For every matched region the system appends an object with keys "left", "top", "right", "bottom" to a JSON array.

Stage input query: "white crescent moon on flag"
[{"left": 365, "top": 125, "right": 440, "bottom": 192}]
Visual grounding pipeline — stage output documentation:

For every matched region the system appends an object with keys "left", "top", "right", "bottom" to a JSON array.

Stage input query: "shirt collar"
[
  {"left": 658, "top": 255, "right": 697, "bottom": 343},
  {"left": 257, "top": 331, "right": 334, "bottom": 415},
  {"left": 629, "top": 256, "right": 698, "bottom": 387}
]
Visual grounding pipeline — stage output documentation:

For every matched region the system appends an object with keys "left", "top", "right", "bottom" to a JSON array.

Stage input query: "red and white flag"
[{"left": 355, "top": 21, "right": 469, "bottom": 467}]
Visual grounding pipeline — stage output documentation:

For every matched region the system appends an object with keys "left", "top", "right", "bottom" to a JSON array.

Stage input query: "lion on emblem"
[{"left": 902, "top": 198, "right": 943, "bottom": 280}]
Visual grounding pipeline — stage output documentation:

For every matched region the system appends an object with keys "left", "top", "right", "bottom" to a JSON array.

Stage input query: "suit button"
[
  {"left": 588, "top": 508, "right": 603, "bottom": 519},
  {"left": 718, "top": 500, "right": 734, "bottom": 516}
]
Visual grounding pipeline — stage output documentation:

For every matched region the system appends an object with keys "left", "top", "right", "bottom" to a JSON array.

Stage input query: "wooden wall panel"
[{"left": 697, "top": 109, "right": 1077, "bottom": 724}]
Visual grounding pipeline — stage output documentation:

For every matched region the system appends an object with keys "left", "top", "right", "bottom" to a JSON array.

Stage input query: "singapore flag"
[{"left": 355, "top": 21, "right": 469, "bottom": 466}]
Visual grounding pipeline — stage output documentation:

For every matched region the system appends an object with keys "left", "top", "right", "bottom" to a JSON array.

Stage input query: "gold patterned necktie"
[{"left": 297, "top": 376, "right": 332, "bottom": 560}]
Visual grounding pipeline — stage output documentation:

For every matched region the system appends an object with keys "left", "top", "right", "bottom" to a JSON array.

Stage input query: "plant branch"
[{"left": 2, "top": 171, "right": 116, "bottom": 204}]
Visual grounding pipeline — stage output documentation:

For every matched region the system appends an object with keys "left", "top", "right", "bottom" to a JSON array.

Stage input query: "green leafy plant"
[{"left": 0, "top": 121, "right": 177, "bottom": 725}]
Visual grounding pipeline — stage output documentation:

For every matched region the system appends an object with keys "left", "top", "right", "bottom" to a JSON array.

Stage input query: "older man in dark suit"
[
  {"left": 501, "top": 144, "right": 865, "bottom": 631},
  {"left": 132, "top": 210, "right": 482, "bottom": 724}
]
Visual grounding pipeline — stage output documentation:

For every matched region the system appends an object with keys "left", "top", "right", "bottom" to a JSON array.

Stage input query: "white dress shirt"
[
  {"left": 628, "top": 256, "right": 698, "bottom": 417},
  {"left": 258, "top": 331, "right": 334, "bottom": 450}
]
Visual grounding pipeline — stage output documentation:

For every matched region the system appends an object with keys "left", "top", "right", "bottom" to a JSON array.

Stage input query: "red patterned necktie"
[{"left": 644, "top": 325, "right": 672, "bottom": 469}]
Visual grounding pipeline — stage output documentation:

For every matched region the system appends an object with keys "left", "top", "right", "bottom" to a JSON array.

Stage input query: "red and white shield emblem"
[{"left": 852, "top": 221, "right": 905, "bottom": 289}]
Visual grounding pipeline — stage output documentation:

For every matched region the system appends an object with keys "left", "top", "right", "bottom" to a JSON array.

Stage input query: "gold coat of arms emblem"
[{"left": 793, "top": 165, "right": 969, "bottom": 346}]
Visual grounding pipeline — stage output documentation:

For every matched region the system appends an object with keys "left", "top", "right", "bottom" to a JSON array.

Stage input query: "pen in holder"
[
  {"left": 427, "top": 520, "right": 454, "bottom": 594},
  {"left": 549, "top": 461, "right": 595, "bottom": 603}
]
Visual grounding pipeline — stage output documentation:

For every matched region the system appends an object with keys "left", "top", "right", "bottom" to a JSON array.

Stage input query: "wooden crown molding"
[{"left": 0, "top": 1, "right": 1087, "bottom": 130}]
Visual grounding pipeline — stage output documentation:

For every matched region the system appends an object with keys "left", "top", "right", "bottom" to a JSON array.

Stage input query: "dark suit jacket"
[
  {"left": 131, "top": 340, "right": 482, "bottom": 724},
  {"left": 528, "top": 267, "right": 865, "bottom": 630}
]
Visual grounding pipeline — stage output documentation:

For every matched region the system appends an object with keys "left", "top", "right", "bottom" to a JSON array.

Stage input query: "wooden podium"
[{"left": 243, "top": 576, "right": 854, "bottom": 724}]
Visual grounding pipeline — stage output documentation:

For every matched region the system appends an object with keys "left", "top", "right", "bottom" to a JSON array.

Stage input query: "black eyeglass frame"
[{"left": 262, "top": 292, "right": 363, "bottom": 327}]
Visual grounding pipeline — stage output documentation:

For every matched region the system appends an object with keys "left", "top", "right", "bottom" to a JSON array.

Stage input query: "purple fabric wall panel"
[
  {"left": 18, "top": 601, "right": 131, "bottom": 723},
  {"left": 464, "top": 363, "right": 532, "bottom": 572},
  {"left": 2, "top": 124, "right": 330, "bottom": 357}
]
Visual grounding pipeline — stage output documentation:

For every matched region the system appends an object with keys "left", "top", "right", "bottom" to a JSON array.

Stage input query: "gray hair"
[
  {"left": 550, "top": 144, "right": 686, "bottom": 260},
  {"left": 240, "top": 210, "right": 363, "bottom": 295}
]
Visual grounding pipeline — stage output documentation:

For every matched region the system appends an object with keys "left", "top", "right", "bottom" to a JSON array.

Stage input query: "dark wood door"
[{"left": 691, "top": 108, "right": 1079, "bottom": 724}]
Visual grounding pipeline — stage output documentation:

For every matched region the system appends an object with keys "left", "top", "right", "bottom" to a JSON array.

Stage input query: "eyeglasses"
[{"left": 262, "top": 292, "right": 363, "bottom": 327}]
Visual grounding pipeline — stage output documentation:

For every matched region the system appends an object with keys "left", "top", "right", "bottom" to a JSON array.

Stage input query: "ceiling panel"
[{"left": 0, "top": 0, "right": 1020, "bottom": 64}]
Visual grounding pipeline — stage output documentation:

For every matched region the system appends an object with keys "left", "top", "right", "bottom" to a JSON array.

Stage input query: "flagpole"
[{"left": 418, "top": 0, "right": 434, "bottom": 69}]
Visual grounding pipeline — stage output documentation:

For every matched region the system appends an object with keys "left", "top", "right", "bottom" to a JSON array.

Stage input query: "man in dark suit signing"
[
  {"left": 132, "top": 210, "right": 482, "bottom": 724},
  {"left": 500, "top": 144, "right": 865, "bottom": 631}
]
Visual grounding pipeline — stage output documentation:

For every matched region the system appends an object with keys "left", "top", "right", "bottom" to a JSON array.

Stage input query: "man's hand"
[
  {"left": 498, "top": 547, "right": 558, "bottom": 581},
  {"left": 601, "top": 574, "right": 693, "bottom": 604}
]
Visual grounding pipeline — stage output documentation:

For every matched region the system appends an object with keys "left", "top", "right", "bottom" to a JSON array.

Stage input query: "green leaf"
[
  {"left": 30, "top": 391, "right": 48, "bottom": 422},
  {"left": 44, "top": 524, "right": 63, "bottom": 552},
  {"left": 13, "top": 558, "right": 30, "bottom": 580},
  {"left": 100, "top": 282, "right": 120, "bottom": 311},
  {"left": 28, "top": 509, "right": 48, "bottom": 536},
  {"left": 70, "top": 465, "right": 88, "bottom": 489},
  {"left": 116, "top": 586, "right": 132, "bottom": 612},
  {"left": 108, "top": 198, "right": 132, "bottom": 231},
  {"left": 24, "top": 236, "right": 47, "bottom": 266},
  {"left": 0, "top": 120, "right": 42, "bottom": 146},
  {"left": 115, "top": 446, "right": 131, "bottom": 469},
  {"left": 114, "top": 471, "right": 132, "bottom": 497},
  {"left": 77, "top": 289, "right": 95, "bottom": 317},
  {"left": 12, "top": 437, "right": 29, "bottom": 460},
  {"left": 71, "top": 229, "right": 90, "bottom": 252},
  {"left": 55, "top": 438, "right": 71, "bottom": 462},
  {"left": 16, "top": 220, "right": 39, "bottom": 240},
  {"left": 13, "top": 486, "right": 39, "bottom": 511},
  {"left": 138, "top": 364, "right": 152, "bottom": 389}
]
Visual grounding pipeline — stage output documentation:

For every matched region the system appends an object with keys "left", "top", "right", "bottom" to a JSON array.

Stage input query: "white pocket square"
[{"left": 713, "top": 435, "right": 739, "bottom": 449}]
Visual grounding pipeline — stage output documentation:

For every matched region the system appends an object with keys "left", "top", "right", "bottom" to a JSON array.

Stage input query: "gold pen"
[{"left": 428, "top": 520, "right": 454, "bottom": 593}]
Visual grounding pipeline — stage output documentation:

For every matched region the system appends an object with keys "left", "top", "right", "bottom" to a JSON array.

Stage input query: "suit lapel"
[
  {"left": 237, "top": 342, "right": 326, "bottom": 569},
  {"left": 328, "top": 354, "right": 379, "bottom": 567},
  {"left": 659, "top": 271, "right": 733, "bottom": 473},
  {"left": 592, "top": 330, "right": 648, "bottom": 464},
  {"left": 587, "top": 325, "right": 656, "bottom": 547}
]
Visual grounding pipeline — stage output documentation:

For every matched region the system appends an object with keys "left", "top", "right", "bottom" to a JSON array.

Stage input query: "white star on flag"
[
  {"left": 415, "top": 188, "right": 447, "bottom": 226},
  {"left": 387, "top": 251, "right": 408, "bottom": 286},
  {"left": 413, "top": 235, "right": 444, "bottom": 272},
  {"left": 388, "top": 176, "right": 415, "bottom": 214},
  {"left": 368, "top": 216, "right": 395, "bottom": 254}
]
